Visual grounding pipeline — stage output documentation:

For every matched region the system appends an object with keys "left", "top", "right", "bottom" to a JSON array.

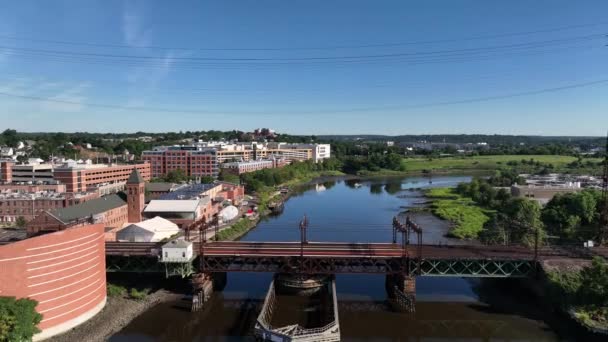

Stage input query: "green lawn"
[
  {"left": 426, "top": 187, "right": 494, "bottom": 239},
  {"left": 401, "top": 155, "right": 600, "bottom": 173}
]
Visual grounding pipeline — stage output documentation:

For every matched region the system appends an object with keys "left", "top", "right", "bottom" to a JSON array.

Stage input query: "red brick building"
[
  {"left": 142, "top": 147, "right": 218, "bottom": 179},
  {"left": 0, "top": 190, "right": 99, "bottom": 224},
  {"left": 53, "top": 162, "right": 151, "bottom": 193},
  {"left": 0, "top": 160, "right": 13, "bottom": 183},
  {"left": 26, "top": 170, "right": 147, "bottom": 236},
  {"left": 26, "top": 194, "right": 128, "bottom": 237},
  {"left": 0, "top": 224, "right": 107, "bottom": 340}
]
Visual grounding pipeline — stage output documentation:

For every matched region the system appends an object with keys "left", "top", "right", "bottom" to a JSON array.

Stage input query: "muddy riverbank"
[{"left": 46, "top": 290, "right": 183, "bottom": 342}]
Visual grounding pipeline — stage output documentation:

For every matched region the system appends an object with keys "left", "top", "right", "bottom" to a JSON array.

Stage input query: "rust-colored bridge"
[
  {"left": 104, "top": 216, "right": 608, "bottom": 277},
  {"left": 105, "top": 240, "right": 608, "bottom": 277}
]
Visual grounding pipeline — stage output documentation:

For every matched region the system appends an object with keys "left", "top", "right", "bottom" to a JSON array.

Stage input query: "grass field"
[
  {"left": 401, "top": 155, "right": 601, "bottom": 174},
  {"left": 426, "top": 187, "right": 494, "bottom": 239}
]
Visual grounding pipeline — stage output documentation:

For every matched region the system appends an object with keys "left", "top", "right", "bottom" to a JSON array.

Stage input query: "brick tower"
[{"left": 126, "top": 168, "right": 145, "bottom": 223}]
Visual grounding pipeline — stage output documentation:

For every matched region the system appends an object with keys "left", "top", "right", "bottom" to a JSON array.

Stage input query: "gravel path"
[{"left": 47, "top": 290, "right": 183, "bottom": 342}]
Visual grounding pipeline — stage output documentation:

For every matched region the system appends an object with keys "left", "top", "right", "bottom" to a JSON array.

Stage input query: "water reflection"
[{"left": 111, "top": 176, "right": 568, "bottom": 341}]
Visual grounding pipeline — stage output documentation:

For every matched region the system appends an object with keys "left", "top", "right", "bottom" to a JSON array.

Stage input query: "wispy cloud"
[
  {"left": 122, "top": 0, "right": 151, "bottom": 47},
  {"left": 42, "top": 82, "right": 90, "bottom": 112}
]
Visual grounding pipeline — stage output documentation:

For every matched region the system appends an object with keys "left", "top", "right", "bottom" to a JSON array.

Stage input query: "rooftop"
[
  {"left": 127, "top": 169, "right": 144, "bottom": 184},
  {"left": 162, "top": 239, "right": 192, "bottom": 249},
  {"left": 49, "top": 194, "right": 126, "bottom": 224},
  {"left": 123, "top": 216, "right": 178, "bottom": 233},
  {"left": 146, "top": 182, "right": 180, "bottom": 192},
  {"left": 144, "top": 200, "right": 201, "bottom": 213},
  {"left": 159, "top": 183, "right": 219, "bottom": 200}
]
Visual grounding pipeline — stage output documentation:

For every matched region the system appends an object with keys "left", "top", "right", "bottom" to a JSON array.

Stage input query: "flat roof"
[
  {"left": 144, "top": 200, "right": 200, "bottom": 213},
  {"left": 159, "top": 183, "right": 219, "bottom": 200}
]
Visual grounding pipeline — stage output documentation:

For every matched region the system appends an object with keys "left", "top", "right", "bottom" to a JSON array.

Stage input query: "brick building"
[
  {"left": 53, "top": 162, "right": 151, "bottom": 193},
  {"left": 26, "top": 194, "right": 128, "bottom": 236},
  {"left": 25, "top": 169, "right": 147, "bottom": 236},
  {"left": 142, "top": 142, "right": 330, "bottom": 179},
  {"left": 142, "top": 146, "right": 217, "bottom": 179},
  {"left": 0, "top": 224, "right": 107, "bottom": 340},
  {"left": 0, "top": 190, "right": 99, "bottom": 223},
  {"left": 221, "top": 158, "right": 287, "bottom": 175}
]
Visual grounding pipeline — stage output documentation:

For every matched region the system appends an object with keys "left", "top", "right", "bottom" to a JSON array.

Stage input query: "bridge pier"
[
  {"left": 191, "top": 272, "right": 226, "bottom": 312},
  {"left": 386, "top": 274, "right": 416, "bottom": 313}
]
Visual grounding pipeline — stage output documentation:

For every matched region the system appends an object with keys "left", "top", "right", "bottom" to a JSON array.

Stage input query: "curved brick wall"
[{"left": 0, "top": 224, "right": 106, "bottom": 340}]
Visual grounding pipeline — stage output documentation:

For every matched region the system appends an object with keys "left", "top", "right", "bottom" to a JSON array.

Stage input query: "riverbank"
[
  {"left": 423, "top": 187, "right": 492, "bottom": 239},
  {"left": 47, "top": 289, "right": 182, "bottom": 342}
]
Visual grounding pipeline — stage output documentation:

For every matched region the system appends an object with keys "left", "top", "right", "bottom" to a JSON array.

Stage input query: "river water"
[{"left": 110, "top": 176, "right": 573, "bottom": 341}]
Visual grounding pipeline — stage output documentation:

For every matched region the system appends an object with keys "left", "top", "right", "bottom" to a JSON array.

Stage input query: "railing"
[{"left": 255, "top": 278, "right": 340, "bottom": 342}]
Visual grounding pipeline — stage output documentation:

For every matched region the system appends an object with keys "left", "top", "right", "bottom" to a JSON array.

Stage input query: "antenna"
[{"left": 600, "top": 130, "right": 608, "bottom": 244}]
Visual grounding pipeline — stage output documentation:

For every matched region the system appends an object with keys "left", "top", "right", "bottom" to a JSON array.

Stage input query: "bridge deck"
[{"left": 105, "top": 241, "right": 608, "bottom": 259}]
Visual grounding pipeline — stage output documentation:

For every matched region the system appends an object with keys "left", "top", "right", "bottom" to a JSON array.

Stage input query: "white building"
[
  {"left": 0, "top": 147, "right": 14, "bottom": 157},
  {"left": 161, "top": 239, "right": 194, "bottom": 262},
  {"left": 116, "top": 216, "right": 180, "bottom": 242}
]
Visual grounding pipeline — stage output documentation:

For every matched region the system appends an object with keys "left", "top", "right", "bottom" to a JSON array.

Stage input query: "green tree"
[
  {"left": 579, "top": 257, "right": 608, "bottom": 306},
  {"left": 503, "top": 198, "right": 545, "bottom": 246},
  {"left": 0, "top": 297, "right": 42, "bottom": 342},
  {"left": 161, "top": 169, "right": 189, "bottom": 183},
  {"left": 1, "top": 129, "right": 19, "bottom": 148},
  {"left": 15, "top": 217, "right": 27, "bottom": 228}
]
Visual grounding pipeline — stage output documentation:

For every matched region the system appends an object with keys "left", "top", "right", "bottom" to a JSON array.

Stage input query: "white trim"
[
  {"left": 30, "top": 271, "right": 100, "bottom": 297},
  {"left": 0, "top": 234, "right": 102, "bottom": 262},
  {"left": 33, "top": 297, "right": 106, "bottom": 341},
  {"left": 42, "top": 293, "right": 104, "bottom": 322},
  {"left": 39, "top": 278, "right": 104, "bottom": 304},
  {"left": 39, "top": 282, "right": 105, "bottom": 314},
  {"left": 27, "top": 243, "right": 98, "bottom": 265},
  {"left": 28, "top": 255, "right": 100, "bottom": 279},
  {"left": 26, "top": 233, "right": 98, "bottom": 251},
  {"left": 28, "top": 263, "right": 100, "bottom": 288},
  {"left": 28, "top": 248, "right": 99, "bottom": 271}
]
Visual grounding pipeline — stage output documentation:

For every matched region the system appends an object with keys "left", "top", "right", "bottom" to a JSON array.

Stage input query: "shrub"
[
  {"left": 0, "top": 297, "right": 42, "bottom": 342},
  {"left": 107, "top": 284, "right": 127, "bottom": 297},
  {"left": 129, "top": 288, "right": 149, "bottom": 300}
]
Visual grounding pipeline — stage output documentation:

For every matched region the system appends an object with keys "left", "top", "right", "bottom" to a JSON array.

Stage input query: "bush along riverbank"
[
  {"left": 543, "top": 257, "right": 608, "bottom": 335},
  {"left": 424, "top": 187, "right": 493, "bottom": 239}
]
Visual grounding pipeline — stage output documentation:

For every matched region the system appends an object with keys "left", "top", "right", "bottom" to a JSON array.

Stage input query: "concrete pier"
[
  {"left": 386, "top": 274, "right": 416, "bottom": 313},
  {"left": 191, "top": 272, "right": 227, "bottom": 312}
]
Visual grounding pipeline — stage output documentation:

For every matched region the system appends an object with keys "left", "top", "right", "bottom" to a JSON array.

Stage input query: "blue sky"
[{"left": 0, "top": 0, "right": 607, "bottom": 135}]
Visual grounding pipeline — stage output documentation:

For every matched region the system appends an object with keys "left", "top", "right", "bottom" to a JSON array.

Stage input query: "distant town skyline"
[{"left": 0, "top": 1, "right": 607, "bottom": 135}]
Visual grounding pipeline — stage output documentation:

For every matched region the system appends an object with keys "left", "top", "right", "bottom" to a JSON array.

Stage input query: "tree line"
[{"left": 454, "top": 172, "right": 606, "bottom": 245}]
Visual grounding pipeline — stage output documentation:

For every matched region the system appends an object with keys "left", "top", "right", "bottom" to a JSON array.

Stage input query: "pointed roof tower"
[{"left": 127, "top": 168, "right": 144, "bottom": 184}]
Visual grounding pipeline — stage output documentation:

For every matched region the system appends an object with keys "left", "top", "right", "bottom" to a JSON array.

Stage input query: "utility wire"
[
  {"left": 0, "top": 21, "right": 606, "bottom": 51},
  {"left": 0, "top": 33, "right": 603, "bottom": 63},
  {"left": 1, "top": 78, "right": 607, "bottom": 114}
]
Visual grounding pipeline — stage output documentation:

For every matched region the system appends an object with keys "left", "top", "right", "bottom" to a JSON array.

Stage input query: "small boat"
[{"left": 354, "top": 182, "right": 362, "bottom": 188}]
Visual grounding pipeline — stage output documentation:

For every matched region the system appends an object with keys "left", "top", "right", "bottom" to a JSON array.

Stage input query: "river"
[{"left": 110, "top": 175, "right": 574, "bottom": 341}]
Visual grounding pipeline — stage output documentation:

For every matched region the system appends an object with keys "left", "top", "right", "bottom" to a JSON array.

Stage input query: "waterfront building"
[
  {"left": 161, "top": 239, "right": 194, "bottom": 262},
  {"left": 221, "top": 159, "right": 275, "bottom": 175},
  {"left": 142, "top": 142, "right": 330, "bottom": 178},
  {"left": 0, "top": 224, "right": 107, "bottom": 340}
]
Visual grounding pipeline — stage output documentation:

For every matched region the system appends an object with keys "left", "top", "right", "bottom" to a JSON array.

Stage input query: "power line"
[
  {"left": 1, "top": 77, "right": 607, "bottom": 114},
  {"left": 0, "top": 21, "right": 606, "bottom": 51},
  {"left": 0, "top": 33, "right": 603, "bottom": 63}
]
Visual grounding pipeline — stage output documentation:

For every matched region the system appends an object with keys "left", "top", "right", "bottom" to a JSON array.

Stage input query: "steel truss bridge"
[{"left": 105, "top": 216, "right": 608, "bottom": 277}]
